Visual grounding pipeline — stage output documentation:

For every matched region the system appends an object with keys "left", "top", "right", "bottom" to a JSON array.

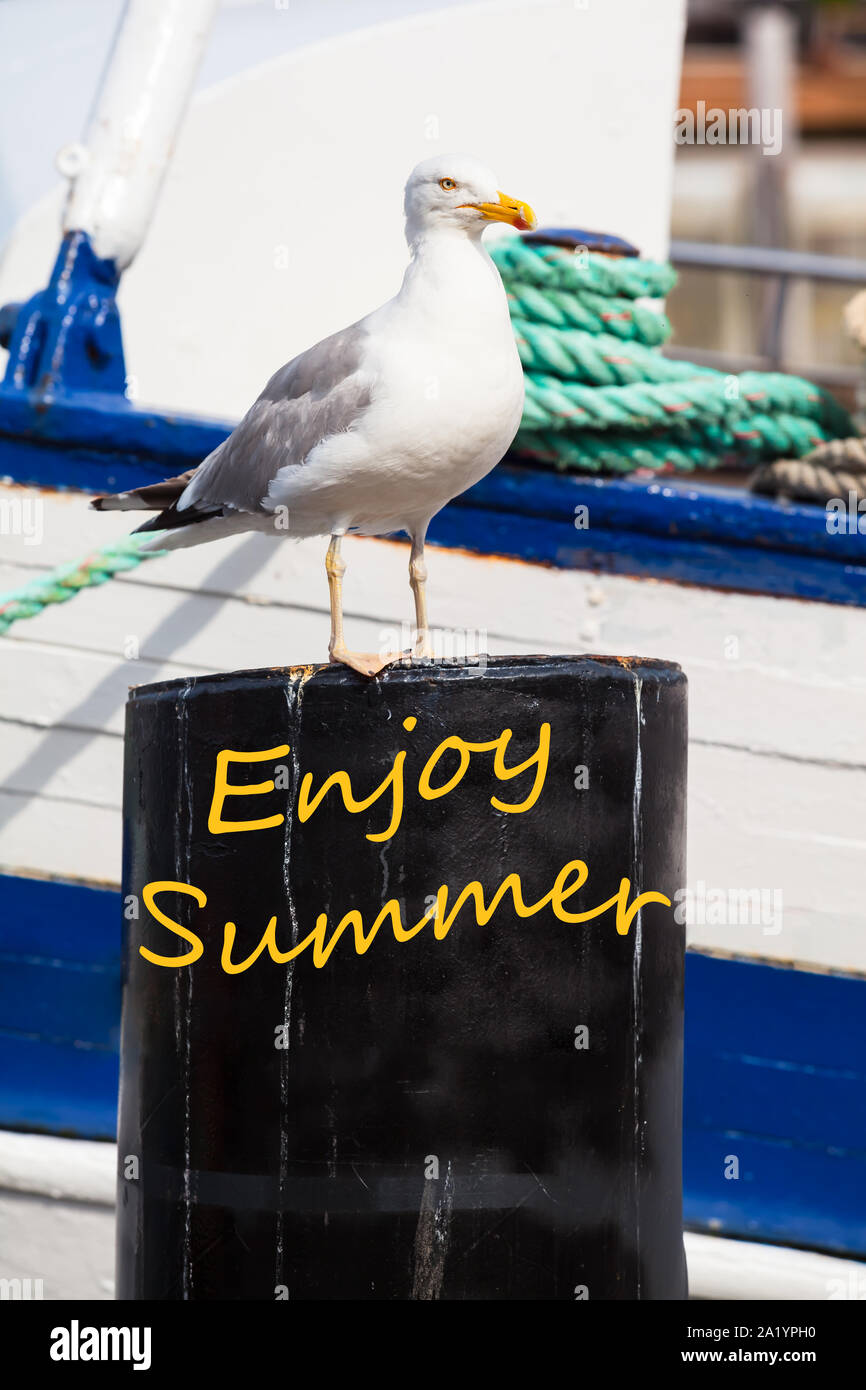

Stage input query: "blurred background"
[{"left": 671, "top": 0, "right": 866, "bottom": 405}]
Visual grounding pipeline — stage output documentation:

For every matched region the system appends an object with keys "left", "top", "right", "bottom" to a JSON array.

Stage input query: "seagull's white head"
[{"left": 403, "top": 154, "right": 537, "bottom": 246}]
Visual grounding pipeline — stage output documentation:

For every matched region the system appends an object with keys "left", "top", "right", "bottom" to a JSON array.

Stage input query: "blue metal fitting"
[{"left": 0, "top": 230, "right": 128, "bottom": 401}]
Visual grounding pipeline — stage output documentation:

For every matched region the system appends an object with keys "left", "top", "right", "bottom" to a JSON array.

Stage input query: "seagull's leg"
[
  {"left": 409, "top": 533, "right": 435, "bottom": 663},
  {"left": 326, "top": 533, "right": 403, "bottom": 678},
  {"left": 325, "top": 533, "right": 349, "bottom": 654}
]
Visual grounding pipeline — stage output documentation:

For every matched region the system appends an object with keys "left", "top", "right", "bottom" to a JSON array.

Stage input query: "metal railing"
[{"left": 667, "top": 238, "right": 866, "bottom": 391}]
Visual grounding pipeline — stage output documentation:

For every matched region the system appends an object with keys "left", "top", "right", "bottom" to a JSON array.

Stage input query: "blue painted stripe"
[
  {"left": 0, "top": 873, "right": 120, "bottom": 1139},
  {"left": 428, "top": 505, "right": 866, "bottom": 606},
  {"left": 684, "top": 951, "right": 866, "bottom": 1257},
  {"left": 2, "top": 395, "right": 866, "bottom": 607},
  {"left": 0, "top": 436, "right": 186, "bottom": 498},
  {"left": 0, "top": 870, "right": 121, "bottom": 966},
  {"left": 464, "top": 466, "right": 865, "bottom": 563},
  {"left": 2, "top": 873, "right": 865, "bottom": 1259},
  {"left": 0, "top": 959, "right": 119, "bottom": 1050},
  {"left": 0, "top": 1033, "right": 119, "bottom": 1139},
  {"left": 685, "top": 1131, "right": 865, "bottom": 1257},
  {"left": 0, "top": 392, "right": 229, "bottom": 466}
]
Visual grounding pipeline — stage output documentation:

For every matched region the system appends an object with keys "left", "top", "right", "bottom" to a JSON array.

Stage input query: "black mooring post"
[{"left": 116, "top": 655, "right": 687, "bottom": 1301}]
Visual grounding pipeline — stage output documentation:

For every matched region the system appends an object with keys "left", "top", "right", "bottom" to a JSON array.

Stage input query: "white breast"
[{"left": 272, "top": 232, "right": 525, "bottom": 536}]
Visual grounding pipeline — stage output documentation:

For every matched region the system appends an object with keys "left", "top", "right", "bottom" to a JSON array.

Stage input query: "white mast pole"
[{"left": 57, "top": 0, "right": 219, "bottom": 271}]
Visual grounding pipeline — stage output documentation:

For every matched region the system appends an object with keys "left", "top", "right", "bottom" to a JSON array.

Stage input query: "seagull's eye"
[{"left": 439, "top": 178, "right": 457, "bottom": 190}]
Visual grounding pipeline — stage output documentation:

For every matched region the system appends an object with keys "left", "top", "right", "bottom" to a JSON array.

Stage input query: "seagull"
[{"left": 92, "top": 155, "right": 536, "bottom": 676}]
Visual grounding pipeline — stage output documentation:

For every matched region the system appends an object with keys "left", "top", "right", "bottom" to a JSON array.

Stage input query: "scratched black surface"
[{"left": 116, "top": 655, "right": 688, "bottom": 1300}]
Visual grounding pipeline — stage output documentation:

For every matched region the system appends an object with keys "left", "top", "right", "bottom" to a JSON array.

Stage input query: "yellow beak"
[{"left": 462, "top": 189, "right": 537, "bottom": 232}]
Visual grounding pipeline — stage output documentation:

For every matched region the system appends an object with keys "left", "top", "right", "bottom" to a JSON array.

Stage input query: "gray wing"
[{"left": 178, "top": 322, "right": 374, "bottom": 517}]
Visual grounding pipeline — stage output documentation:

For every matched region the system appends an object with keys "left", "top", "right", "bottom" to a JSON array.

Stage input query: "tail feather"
[
  {"left": 90, "top": 469, "right": 197, "bottom": 513},
  {"left": 91, "top": 466, "right": 223, "bottom": 534}
]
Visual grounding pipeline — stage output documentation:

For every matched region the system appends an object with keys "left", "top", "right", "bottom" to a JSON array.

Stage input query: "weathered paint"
[
  {"left": 0, "top": 232, "right": 126, "bottom": 401},
  {"left": 60, "top": 0, "right": 219, "bottom": 271}
]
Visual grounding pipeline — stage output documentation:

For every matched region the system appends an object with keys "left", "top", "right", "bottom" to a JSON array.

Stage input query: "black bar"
[{"left": 14, "top": 1298, "right": 866, "bottom": 1372}]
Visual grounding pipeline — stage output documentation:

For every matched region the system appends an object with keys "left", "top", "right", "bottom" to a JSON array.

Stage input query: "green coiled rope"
[{"left": 490, "top": 237, "right": 854, "bottom": 475}]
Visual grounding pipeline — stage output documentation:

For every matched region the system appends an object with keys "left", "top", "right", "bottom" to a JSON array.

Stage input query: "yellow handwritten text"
[
  {"left": 207, "top": 745, "right": 290, "bottom": 834},
  {"left": 139, "top": 880, "right": 207, "bottom": 966},
  {"left": 140, "top": 862, "right": 670, "bottom": 974},
  {"left": 206, "top": 719, "right": 551, "bottom": 844}
]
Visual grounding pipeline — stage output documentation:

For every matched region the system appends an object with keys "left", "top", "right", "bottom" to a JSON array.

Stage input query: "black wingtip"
[
  {"left": 132, "top": 504, "right": 223, "bottom": 534},
  {"left": 132, "top": 513, "right": 166, "bottom": 534}
]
